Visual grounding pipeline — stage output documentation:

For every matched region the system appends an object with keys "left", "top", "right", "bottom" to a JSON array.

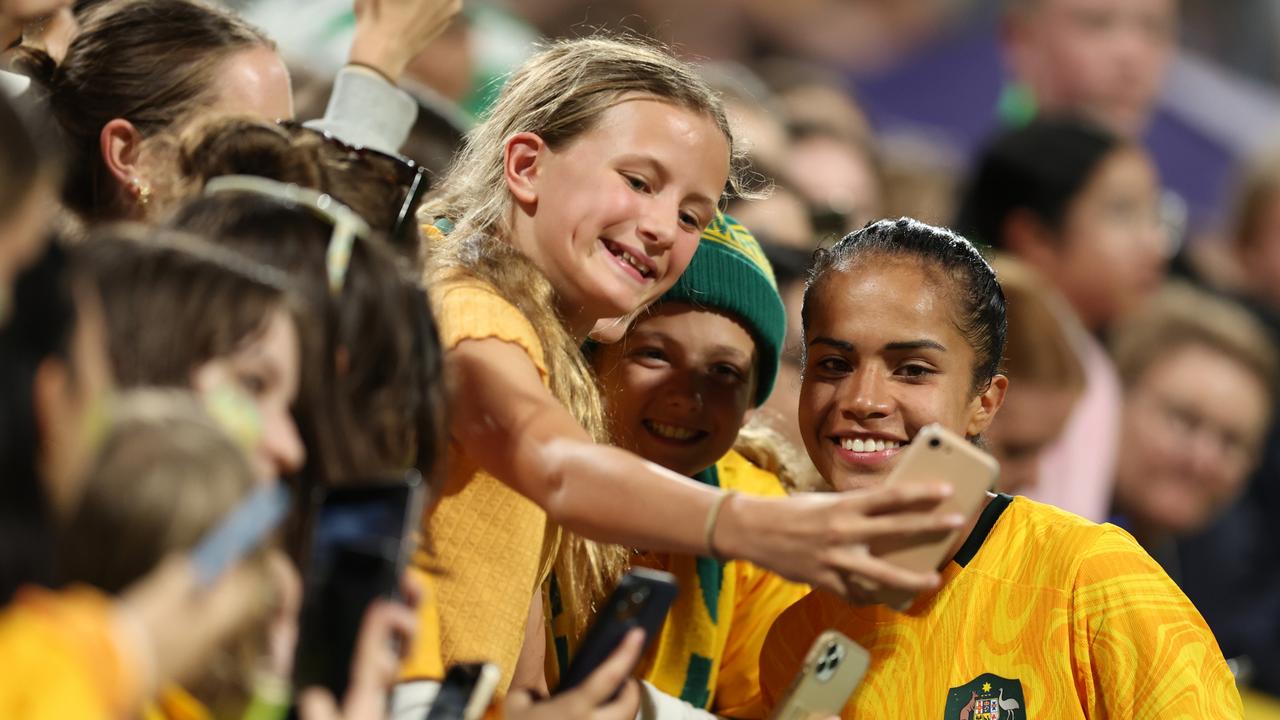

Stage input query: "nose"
[
  {"left": 636, "top": 196, "right": 679, "bottom": 252},
  {"left": 841, "top": 367, "right": 892, "bottom": 420},
  {"left": 661, "top": 370, "right": 704, "bottom": 414},
  {"left": 260, "top": 406, "right": 305, "bottom": 478}
]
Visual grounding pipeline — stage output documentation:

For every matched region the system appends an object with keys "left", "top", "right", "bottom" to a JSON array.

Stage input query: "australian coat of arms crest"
[{"left": 943, "top": 673, "right": 1025, "bottom": 719}]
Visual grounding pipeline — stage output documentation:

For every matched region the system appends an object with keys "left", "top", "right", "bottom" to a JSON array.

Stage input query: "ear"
[
  {"left": 1001, "top": 209, "right": 1059, "bottom": 272},
  {"left": 966, "top": 374, "right": 1008, "bottom": 438},
  {"left": 503, "top": 131, "right": 548, "bottom": 207},
  {"left": 99, "top": 118, "right": 145, "bottom": 189}
]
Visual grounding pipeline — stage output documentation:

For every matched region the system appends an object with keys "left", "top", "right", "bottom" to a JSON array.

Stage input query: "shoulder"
[
  {"left": 432, "top": 276, "right": 548, "bottom": 379},
  {"left": 715, "top": 450, "right": 789, "bottom": 498},
  {"left": 964, "top": 498, "right": 1130, "bottom": 594}
]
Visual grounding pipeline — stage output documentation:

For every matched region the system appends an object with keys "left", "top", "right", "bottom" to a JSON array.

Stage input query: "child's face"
[
  {"left": 509, "top": 97, "right": 730, "bottom": 330},
  {"left": 799, "top": 258, "right": 1005, "bottom": 491},
  {"left": 594, "top": 303, "right": 758, "bottom": 477}
]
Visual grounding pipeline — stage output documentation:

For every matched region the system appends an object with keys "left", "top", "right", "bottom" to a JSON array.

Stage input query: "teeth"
[
  {"left": 619, "top": 250, "right": 651, "bottom": 278},
  {"left": 839, "top": 438, "right": 902, "bottom": 453},
  {"left": 649, "top": 421, "right": 697, "bottom": 440}
]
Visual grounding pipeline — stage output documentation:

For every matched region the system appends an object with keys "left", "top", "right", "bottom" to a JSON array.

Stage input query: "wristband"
[{"left": 703, "top": 491, "right": 737, "bottom": 561}]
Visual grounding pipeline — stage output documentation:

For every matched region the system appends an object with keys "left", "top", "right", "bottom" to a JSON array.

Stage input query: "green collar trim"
[
  {"left": 691, "top": 464, "right": 721, "bottom": 489},
  {"left": 952, "top": 493, "right": 1013, "bottom": 568}
]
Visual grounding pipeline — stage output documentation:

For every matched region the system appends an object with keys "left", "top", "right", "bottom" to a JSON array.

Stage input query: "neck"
[{"left": 557, "top": 298, "right": 596, "bottom": 344}]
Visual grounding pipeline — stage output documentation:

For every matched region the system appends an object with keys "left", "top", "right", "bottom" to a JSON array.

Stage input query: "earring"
[{"left": 129, "top": 177, "right": 151, "bottom": 207}]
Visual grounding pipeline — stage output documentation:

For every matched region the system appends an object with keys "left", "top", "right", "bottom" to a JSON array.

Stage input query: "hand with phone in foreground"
[{"left": 505, "top": 629, "right": 646, "bottom": 720}]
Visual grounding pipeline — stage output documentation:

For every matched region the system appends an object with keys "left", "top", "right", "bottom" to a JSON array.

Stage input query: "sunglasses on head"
[
  {"left": 275, "top": 120, "right": 428, "bottom": 250},
  {"left": 203, "top": 174, "right": 372, "bottom": 296}
]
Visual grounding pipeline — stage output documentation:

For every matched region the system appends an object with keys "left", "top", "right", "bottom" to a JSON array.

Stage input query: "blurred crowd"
[{"left": 4, "top": 0, "right": 1280, "bottom": 718}]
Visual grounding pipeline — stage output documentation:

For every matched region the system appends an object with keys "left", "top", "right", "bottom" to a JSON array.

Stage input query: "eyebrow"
[{"left": 808, "top": 337, "right": 948, "bottom": 353}]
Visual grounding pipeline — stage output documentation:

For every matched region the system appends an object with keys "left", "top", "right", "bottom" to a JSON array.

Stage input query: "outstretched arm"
[{"left": 450, "top": 337, "right": 963, "bottom": 600}]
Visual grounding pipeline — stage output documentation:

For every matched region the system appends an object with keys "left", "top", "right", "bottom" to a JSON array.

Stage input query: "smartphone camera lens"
[{"left": 929, "top": 437, "right": 941, "bottom": 448}]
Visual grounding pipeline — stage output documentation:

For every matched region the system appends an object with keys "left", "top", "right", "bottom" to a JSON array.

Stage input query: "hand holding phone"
[
  {"left": 555, "top": 568, "right": 678, "bottom": 698},
  {"left": 770, "top": 631, "right": 869, "bottom": 720},
  {"left": 869, "top": 424, "right": 998, "bottom": 610},
  {"left": 292, "top": 471, "right": 427, "bottom": 698}
]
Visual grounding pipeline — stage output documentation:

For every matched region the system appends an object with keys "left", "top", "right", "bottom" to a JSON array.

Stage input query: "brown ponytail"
[{"left": 8, "top": 0, "right": 272, "bottom": 221}]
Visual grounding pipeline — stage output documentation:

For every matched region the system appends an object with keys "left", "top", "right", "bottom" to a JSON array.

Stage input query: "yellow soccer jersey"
[
  {"left": 637, "top": 450, "right": 809, "bottom": 718},
  {"left": 759, "top": 495, "right": 1243, "bottom": 719}
]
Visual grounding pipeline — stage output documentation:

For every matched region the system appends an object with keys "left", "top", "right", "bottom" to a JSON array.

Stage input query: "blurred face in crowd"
[
  {"left": 1114, "top": 342, "right": 1270, "bottom": 537},
  {"left": 985, "top": 383, "right": 1077, "bottom": 495},
  {"left": 1005, "top": 0, "right": 1177, "bottom": 136},
  {"left": 730, "top": 188, "right": 815, "bottom": 252},
  {"left": 1041, "top": 146, "right": 1167, "bottom": 331},
  {"left": 786, "top": 134, "right": 880, "bottom": 235},
  {"left": 594, "top": 303, "right": 759, "bottom": 477},
  {"left": 39, "top": 283, "right": 113, "bottom": 518},
  {"left": 799, "top": 258, "right": 1006, "bottom": 491},
  {"left": 191, "top": 307, "right": 304, "bottom": 481}
]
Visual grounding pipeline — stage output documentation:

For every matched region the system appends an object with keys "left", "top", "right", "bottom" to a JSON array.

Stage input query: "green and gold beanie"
[{"left": 658, "top": 212, "right": 786, "bottom": 406}]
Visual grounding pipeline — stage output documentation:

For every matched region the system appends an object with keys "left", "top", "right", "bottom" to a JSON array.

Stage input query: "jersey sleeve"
[
  {"left": 1070, "top": 526, "right": 1243, "bottom": 718},
  {"left": 715, "top": 564, "right": 810, "bottom": 718},
  {"left": 433, "top": 282, "right": 549, "bottom": 381}
]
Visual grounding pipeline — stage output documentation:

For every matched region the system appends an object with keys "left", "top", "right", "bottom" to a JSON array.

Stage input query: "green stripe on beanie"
[{"left": 659, "top": 213, "right": 786, "bottom": 406}]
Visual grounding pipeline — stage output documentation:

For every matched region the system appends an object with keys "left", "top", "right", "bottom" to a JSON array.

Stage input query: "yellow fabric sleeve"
[{"left": 1071, "top": 527, "right": 1243, "bottom": 718}]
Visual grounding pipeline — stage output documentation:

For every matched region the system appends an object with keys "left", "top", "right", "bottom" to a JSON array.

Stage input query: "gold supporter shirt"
[
  {"left": 399, "top": 278, "right": 556, "bottom": 692},
  {"left": 759, "top": 495, "right": 1243, "bottom": 719},
  {"left": 638, "top": 450, "right": 809, "bottom": 718}
]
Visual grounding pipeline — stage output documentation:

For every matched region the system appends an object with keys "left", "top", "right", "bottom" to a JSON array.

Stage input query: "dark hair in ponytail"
[{"left": 9, "top": 0, "right": 272, "bottom": 220}]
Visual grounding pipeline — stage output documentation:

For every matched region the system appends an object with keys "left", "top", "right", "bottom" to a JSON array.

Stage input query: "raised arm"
[{"left": 449, "top": 337, "right": 964, "bottom": 600}]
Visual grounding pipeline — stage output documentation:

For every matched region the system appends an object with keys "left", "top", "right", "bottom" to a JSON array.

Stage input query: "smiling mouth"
[
  {"left": 827, "top": 435, "right": 909, "bottom": 465},
  {"left": 601, "top": 239, "right": 656, "bottom": 280},
  {"left": 644, "top": 419, "right": 708, "bottom": 443}
]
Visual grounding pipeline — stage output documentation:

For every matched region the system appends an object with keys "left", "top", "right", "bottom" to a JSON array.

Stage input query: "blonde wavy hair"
[{"left": 422, "top": 35, "right": 745, "bottom": 639}]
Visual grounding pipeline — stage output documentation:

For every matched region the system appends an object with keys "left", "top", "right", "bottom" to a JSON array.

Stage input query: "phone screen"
[{"left": 292, "top": 473, "right": 424, "bottom": 698}]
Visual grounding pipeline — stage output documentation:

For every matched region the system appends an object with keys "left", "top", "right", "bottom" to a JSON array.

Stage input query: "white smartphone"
[
  {"left": 871, "top": 423, "right": 998, "bottom": 609},
  {"left": 770, "top": 630, "right": 869, "bottom": 720}
]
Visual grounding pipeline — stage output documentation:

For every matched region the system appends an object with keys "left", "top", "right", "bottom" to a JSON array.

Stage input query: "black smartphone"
[
  {"left": 291, "top": 471, "right": 427, "bottom": 698},
  {"left": 555, "top": 567, "right": 678, "bottom": 697},
  {"left": 423, "top": 662, "right": 501, "bottom": 720}
]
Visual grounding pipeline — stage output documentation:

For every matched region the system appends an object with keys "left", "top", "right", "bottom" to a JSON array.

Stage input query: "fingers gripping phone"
[
  {"left": 871, "top": 424, "right": 999, "bottom": 609},
  {"left": 423, "top": 662, "right": 501, "bottom": 720},
  {"left": 555, "top": 568, "right": 679, "bottom": 697},
  {"left": 292, "top": 471, "right": 427, "bottom": 698},
  {"left": 770, "top": 631, "right": 869, "bottom": 720}
]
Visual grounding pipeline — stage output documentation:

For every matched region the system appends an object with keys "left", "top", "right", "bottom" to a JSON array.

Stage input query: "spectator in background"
[
  {"left": 985, "top": 255, "right": 1086, "bottom": 497},
  {"left": 956, "top": 115, "right": 1167, "bottom": 521},
  {"left": 1001, "top": 0, "right": 1178, "bottom": 137},
  {"left": 1109, "top": 282, "right": 1276, "bottom": 580},
  {"left": 783, "top": 124, "right": 882, "bottom": 238}
]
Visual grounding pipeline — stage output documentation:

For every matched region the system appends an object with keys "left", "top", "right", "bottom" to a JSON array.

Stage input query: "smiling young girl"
[
  {"left": 398, "top": 38, "right": 961, "bottom": 695},
  {"left": 587, "top": 213, "right": 807, "bottom": 717},
  {"left": 758, "top": 218, "right": 1241, "bottom": 717}
]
